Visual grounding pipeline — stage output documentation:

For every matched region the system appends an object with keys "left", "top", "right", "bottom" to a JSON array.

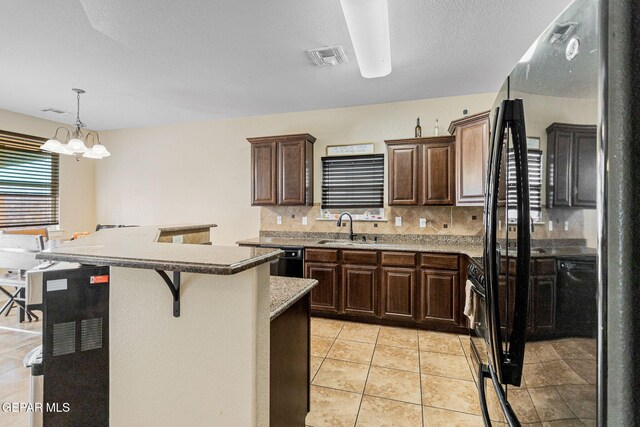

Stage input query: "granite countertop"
[
  {"left": 37, "top": 225, "right": 282, "bottom": 275},
  {"left": 238, "top": 235, "right": 596, "bottom": 262},
  {"left": 270, "top": 276, "right": 318, "bottom": 320},
  {"left": 238, "top": 236, "right": 485, "bottom": 258}
]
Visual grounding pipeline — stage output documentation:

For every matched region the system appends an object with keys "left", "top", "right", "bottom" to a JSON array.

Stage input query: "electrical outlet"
[
  {"left": 395, "top": 217, "right": 402, "bottom": 227},
  {"left": 564, "top": 221, "right": 569, "bottom": 231},
  {"left": 499, "top": 220, "right": 502, "bottom": 230},
  {"left": 548, "top": 220, "right": 553, "bottom": 231},
  {"left": 419, "top": 218, "right": 427, "bottom": 228},
  {"left": 302, "top": 216, "right": 308, "bottom": 225},
  {"left": 276, "top": 216, "right": 282, "bottom": 225},
  {"left": 172, "top": 235, "right": 184, "bottom": 244}
]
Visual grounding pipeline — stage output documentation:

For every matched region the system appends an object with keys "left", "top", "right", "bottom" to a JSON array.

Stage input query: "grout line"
[
  {"left": 352, "top": 325, "right": 380, "bottom": 427},
  {"left": 418, "top": 338, "right": 425, "bottom": 427}
]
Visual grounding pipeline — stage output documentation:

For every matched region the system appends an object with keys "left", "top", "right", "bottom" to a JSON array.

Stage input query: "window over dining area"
[{"left": 0, "top": 131, "right": 59, "bottom": 228}]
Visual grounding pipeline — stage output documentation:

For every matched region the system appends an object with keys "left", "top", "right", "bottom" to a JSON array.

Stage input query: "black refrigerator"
[{"left": 468, "top": 0, "right": 607, "bottom": 425}]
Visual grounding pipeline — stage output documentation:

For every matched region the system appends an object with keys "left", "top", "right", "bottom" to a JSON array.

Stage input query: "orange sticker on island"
[{"left": 90, "top": 275, "right": 109, "bottom": 284}]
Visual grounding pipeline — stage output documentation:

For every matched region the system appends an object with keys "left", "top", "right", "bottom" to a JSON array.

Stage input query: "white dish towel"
[{"left": 464, "top": 279, "right": 475, "bottom": 326}]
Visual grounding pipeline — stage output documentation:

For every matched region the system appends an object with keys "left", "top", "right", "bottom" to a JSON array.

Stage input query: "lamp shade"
[
  {"left": 340, "top": 0, "right": 391, "bottom": 78},
  {"left": 89, "top": 144, "right": 110, "bottom": 157},
  {"left": 66, "top": 138, "right": 88, "bottom": 153},
  {"left": 41, "top": 139, "right": 72, "bottom": 155},
  {"left": 82, "top": 151, "right": 104, "bottom": 159}
]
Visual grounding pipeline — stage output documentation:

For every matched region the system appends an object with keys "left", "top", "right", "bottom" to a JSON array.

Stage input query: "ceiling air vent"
[
  {"left": 307, "top": 45, "right": 348, "bottom": 67},
  {"left": 41, "top": 108, "right": 69, "bottom": 115}
]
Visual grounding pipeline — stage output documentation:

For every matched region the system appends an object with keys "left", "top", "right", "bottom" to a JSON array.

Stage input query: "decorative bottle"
[
  {"left": 434, "top": 118, "right": 440, "bottom": 136},
  {"left": 415, "top": 118, "right": 422, "bottom": 137}
]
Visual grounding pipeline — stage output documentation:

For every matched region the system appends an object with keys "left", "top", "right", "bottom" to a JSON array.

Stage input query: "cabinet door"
[
  {"left": 533, "top": 276, "right": 556, "bottom": 333},
  {"left": 381, "top": 267, "right": 416, "bottom": 321},
  {"left": 342, "top": 265, "right": 378, "bottom": 317},
  {"left": 421, "top": 142, "right": 455, "bottom": 205},
  {"left": 419, "top": 269, "right": 459, "bottom": 326},
  {"left": 251, "top": 142, "right": 277, "bottom": 205},
  {"left": 551, "top": 130, "right": 573, "bottom": 207},
  {"left": 573, "top": 130, "right": 597, "bottom": 207},
  {"left": 278, "top": 140, "right": 305, "bottom": 205},
  {"left": 455, "top": 117, "right": 489, "bottom": 205},
  {"left": 305, "top": 262, "right": 340, "bottom": 314},
  {"left": 388, "top": 144, "right": 419, "bottom": 205}
]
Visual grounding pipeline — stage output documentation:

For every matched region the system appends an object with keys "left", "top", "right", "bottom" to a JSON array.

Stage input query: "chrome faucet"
[{"left": 337, "top": 212, "right": 356, "bottom": 241}]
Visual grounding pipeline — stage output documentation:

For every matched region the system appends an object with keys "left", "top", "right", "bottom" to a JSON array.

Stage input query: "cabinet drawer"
[
  {"left": 305, "top": 249, "right": 339, "bottom": 263},
  {"left": 533, "top": 258, "right": 556, "bottom": 276},
  {"left": 381, "top": 251, "right": 416, "bottom": 267},
  {"left": 342, "top": 250, "right": 377, "bottom": 265},
  {"left": 421, "top": 253, "right": 458, "bottom": 270}
]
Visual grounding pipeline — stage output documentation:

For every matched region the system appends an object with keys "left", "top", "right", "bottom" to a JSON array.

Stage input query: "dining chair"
[
  {"left": 0, "top": 234, "right": 45, "bottom": 322},
  {"left": 2, "top": 227, "right": 49, "bottom": 241}
]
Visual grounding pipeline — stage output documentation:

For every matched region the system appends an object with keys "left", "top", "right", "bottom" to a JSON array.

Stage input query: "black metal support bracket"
[{"left": 155, "top": 270, "right": 181, "bottom": 317}]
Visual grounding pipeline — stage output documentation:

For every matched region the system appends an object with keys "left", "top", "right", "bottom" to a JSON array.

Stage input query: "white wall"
[
  {"left": 97, "top": 93, "right": 497, "bottom": 245},
  {"left": 0, "top": 109, "right": 95, "bottom": 238}
]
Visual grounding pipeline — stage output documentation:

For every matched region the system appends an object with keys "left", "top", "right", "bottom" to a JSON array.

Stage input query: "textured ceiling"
[{"left": 0, "top": 0, "right": 571, "bottom": 130}]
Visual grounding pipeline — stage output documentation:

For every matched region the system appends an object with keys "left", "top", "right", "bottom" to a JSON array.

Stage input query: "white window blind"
[
  {"left": 0, "top": 131, "right": 59, "bottom": 228},
  {"left": 507, "top": 149, "right": 542, "bottom": 221},
  {"left": 322, "top": 154, "right": 384, "bottom": 209}
]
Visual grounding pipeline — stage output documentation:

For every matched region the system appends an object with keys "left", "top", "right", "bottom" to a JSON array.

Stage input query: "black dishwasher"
[
  {"left": 258, "top": 245, "right": 304, "bottom": 278},
  {"left": 555, "top": 258, "right": 597, "bottom": 338}
]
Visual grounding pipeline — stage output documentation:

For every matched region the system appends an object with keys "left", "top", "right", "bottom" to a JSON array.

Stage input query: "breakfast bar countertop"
[
  {"left": 37, "top": 224, "right": 282, "bottom": 275},
  {"left": 270, "top": 276, "right": 318, "bottom": 320}
]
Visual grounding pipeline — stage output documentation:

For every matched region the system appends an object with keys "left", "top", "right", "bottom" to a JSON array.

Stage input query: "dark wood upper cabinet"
[
  {"left": 449, "top": 111, "right": 490, "bottom": 206},
  {"left": 247, "top": 133, "right": 315, "bottom": 206},
  {"left": 421, "top": 141, "right": 455, "bottom": 205},
  {"left": 386, "top": 143, "right": 419, "bottom": 205},
  {"left": 385, "top": 136, "right": 455, "bottom": 206},
  {"left": 546, "top": 123, "right": 596, "bottom": 208},
  {"left": 250, "top": 141, "right": 277, "bottom": 205}
]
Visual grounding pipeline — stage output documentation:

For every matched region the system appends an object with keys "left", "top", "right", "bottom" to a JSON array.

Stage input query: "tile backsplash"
[{"left": 260, "top": 205, "right": 595, "bottom": 243}]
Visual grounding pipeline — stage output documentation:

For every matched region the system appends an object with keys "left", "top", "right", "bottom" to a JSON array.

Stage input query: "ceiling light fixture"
[
  {"left": 40, "top": 89, "right": 110, "bottom": 161},
  {"left": 339, "top": 0, "right": 391, "bottom": 78}
]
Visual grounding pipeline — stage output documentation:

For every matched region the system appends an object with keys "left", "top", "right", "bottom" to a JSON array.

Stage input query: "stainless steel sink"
[
  {"left": 316, "top": 239, "right": 370, "bottom": 246},
  {"left": 531, "top": 248, "right": 548, "bottom": 254}
]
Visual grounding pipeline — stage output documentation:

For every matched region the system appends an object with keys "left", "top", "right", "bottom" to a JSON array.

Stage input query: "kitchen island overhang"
[{"left": 36, "top": 224, "right": 283, "bottom": 427}]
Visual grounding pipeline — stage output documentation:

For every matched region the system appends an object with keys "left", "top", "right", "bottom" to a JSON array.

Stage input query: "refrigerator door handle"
[
  {"left": 477, "top": 364, "right": 493, "bottom": 427},
  {"left": 484, "top": 103, "right": 507, "bottom": 379},
  {"left": 484, "top": 99, "right": 532, "bottom": 387},
  {"left": 505, "top": 98, "right": 531, "bottom": 387}
]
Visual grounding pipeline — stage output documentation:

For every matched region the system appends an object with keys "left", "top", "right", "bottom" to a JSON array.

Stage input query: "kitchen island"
[{"left": 37, "top": 225, "right": 286, "bottom": 426}]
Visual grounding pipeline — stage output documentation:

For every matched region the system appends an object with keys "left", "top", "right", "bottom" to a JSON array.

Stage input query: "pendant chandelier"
[{"left": 40, "top": 88, "right": 110, "bottom": 161}]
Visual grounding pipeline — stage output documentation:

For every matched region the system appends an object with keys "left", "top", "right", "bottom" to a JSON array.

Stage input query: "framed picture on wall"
[
  {"left": 527, "top": 137, "right": 540, "bottom": 149},
  {"left": 326, "top": 143, "right": 375, "bottom": 156}
]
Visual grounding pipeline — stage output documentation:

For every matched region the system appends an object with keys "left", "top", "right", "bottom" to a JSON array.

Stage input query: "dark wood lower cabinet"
[
  {"left": 532, "top": 275, "right": 556, "bottom": 334},
  {"left": 381, "top": 267, "right": 416, "bottom": 321},
  {"left": 419, "top": 269, "right": 460, "bottom": 327},
  {"left": 498, "top": 257, "right": 557, "bottom": 339},
  {"left": 342, "top": 265, "right": 378, "bottom": 317},
  {"left": 306, "top": 262, "right": 340, "bottom": 314},
  {"left": 270, "top": 294, "right": 310, "bottom": 426},
  {"left": 304, "top": 248, "right": 467, "bottom": 333}
]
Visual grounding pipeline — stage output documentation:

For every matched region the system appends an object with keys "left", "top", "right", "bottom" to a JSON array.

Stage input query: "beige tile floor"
[
  {"left": 0, "top": 300, "right": 595, "bottom": 427},
  {"left": 0, "top": 299, "right": 42, "bottom": 427},
  {"left": 307, "top": 317, "right": 596, "bottom": 427}
]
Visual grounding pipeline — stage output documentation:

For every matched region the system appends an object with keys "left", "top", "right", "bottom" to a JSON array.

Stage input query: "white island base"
[{"left": 108, "top": 264, "right": 270, "bottom": 426}]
